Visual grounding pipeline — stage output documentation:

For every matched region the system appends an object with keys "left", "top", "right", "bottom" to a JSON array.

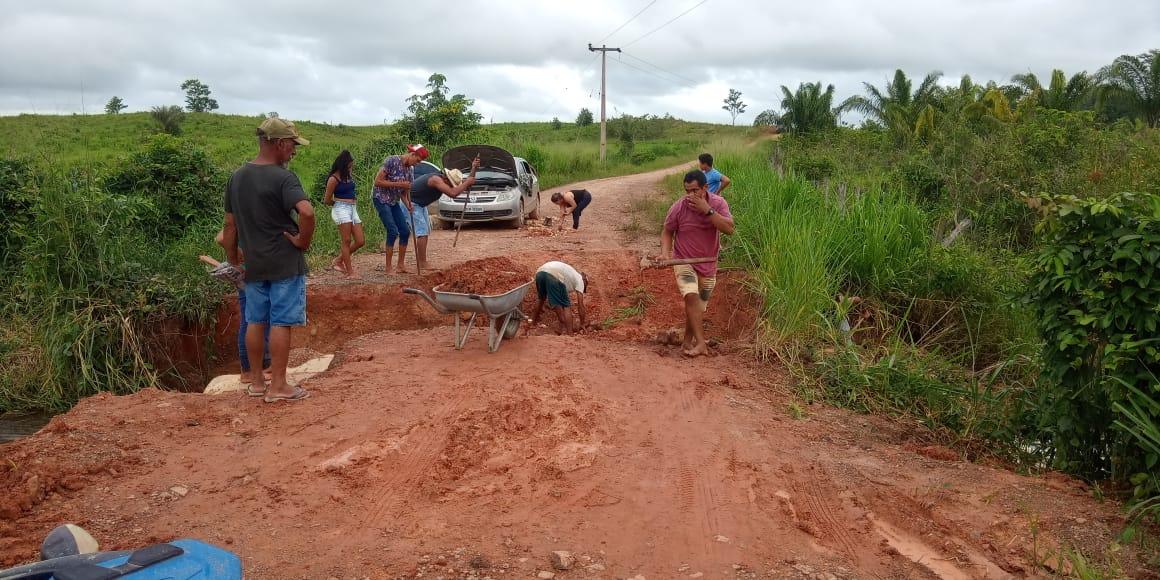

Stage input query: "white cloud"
[{"left": 0, "top": 0, "right": 1156, "bottom": 124}]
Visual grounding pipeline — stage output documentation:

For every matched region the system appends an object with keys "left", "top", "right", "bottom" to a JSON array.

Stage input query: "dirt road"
[{"left": 1, "top": 163, "right": 1151, "bottom": 578}]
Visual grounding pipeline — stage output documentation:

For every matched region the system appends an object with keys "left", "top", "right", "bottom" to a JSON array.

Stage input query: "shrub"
[
  {"left": 576, "top": 108, "right": 594, "bottom": 126},
  {"left": 150, "top": 105, "right": 186, "bottom": 135},
  {"left": 790, "top": 153, "right": 836, "bottom": 182},
  {"left": 0, "top": 158, "right": 37, "bottom": 277},
  {"left": 1026, "top": 191, "right": 1160, "bottom": 483},
  {"left": 104, "top": 135, "right": 227, "bottom": 240},
  {"left": 4, "top": 171, "right": 221, "bottom": 411},
  {"left": 894, "top": 155, "right": 945, "bottom": 203}
]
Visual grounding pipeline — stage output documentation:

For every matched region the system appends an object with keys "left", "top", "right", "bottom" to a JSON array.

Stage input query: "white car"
[{"left": 436, "top": 145, "right": 541, "bottom": 229}]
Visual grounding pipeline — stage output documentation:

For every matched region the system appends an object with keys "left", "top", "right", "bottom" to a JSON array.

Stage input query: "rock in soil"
[{"left": 549, "top": 550, "right": 575, "bottom": 570}]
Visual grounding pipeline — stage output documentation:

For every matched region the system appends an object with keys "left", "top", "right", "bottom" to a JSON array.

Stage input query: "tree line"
[{"left": 759, "top": 49, "right": 1159, "bottom": 137}]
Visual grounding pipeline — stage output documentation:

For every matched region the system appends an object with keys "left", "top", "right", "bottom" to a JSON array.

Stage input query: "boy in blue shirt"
[{"left": 698, "top": 153, "right": 732, "bottom": 196}]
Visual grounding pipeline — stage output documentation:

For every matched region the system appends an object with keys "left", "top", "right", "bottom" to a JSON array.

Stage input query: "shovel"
[
  {"left": 639, "top": 255, "right": 717, "bottom": 270},
  {"left": 453, "top": 193, "right": 469, "bottom": 248},
  {"left": 407, "top": 202, "right": 421, "bottom": 276}
]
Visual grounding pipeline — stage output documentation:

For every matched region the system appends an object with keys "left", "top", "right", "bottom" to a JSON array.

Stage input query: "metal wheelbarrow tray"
[{"left": 403, "top": 282, "right": 531, "bottom": 352}]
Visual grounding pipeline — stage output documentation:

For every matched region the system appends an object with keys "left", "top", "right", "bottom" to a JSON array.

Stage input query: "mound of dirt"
[
  {"left": 430, "top": 377, "right": 607, "bottom": 492},
  {"left": 430, "top": 257, "right": 533, "bottom": 296}
]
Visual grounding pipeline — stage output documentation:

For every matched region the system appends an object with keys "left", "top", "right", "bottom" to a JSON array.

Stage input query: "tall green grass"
[
  {"left": 1, "top": 170, "right": 221, "bottom": 411},
  {"left": 650, "top": 146, "right": 1041, "bottom": 454}
]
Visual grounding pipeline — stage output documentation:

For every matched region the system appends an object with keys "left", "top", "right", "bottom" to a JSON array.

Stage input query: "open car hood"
[{"left": 442, "top": 145, "right": 518, "bottom": 177}]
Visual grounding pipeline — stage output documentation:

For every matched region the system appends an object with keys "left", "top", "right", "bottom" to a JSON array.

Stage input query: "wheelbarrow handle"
[{"left": 402, "top": 287, "right": 451, "bottom": 315}]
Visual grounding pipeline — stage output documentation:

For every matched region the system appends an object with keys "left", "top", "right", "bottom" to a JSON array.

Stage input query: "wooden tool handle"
[
  {"left": 198, "top": 255, "right": 222, "bottom": 267},
  {"left": 648, "top": 257, "right": 716, "bottom": 268}
]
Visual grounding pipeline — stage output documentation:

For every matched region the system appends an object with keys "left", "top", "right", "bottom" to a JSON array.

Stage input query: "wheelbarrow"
[{"left": 403, "top": 282, "right": 531, "bottom": 353}]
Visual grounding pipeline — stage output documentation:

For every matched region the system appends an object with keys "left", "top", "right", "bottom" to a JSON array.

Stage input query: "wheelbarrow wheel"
[{"left": 503, "top": 317, "right": 521, "bottom": 339}]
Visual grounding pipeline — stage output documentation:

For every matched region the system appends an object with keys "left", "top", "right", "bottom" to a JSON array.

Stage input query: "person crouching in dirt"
[
  {"left": 660, "top": 170, "right": 734, "bottom": 357},
  {"left": 406, "top": 156, "right": 481, "bottom": 272},
  {"left": 551, "top": 189, "right": 593, "bottom": 230},
  {"left": 529, "top": 261, "right": 589, "bottom": 334}
]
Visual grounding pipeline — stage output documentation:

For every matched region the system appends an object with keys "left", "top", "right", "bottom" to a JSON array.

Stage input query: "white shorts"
[{"left": 331, "top": 201, "right": 361, "bottom": 225}]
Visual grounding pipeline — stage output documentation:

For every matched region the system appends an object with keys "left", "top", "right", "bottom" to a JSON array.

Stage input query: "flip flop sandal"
[
  {"left": 263, "top": 386, "right": 310, "bottom": 403},
  {"left": 244, "top": 384, "right": 267, "bottom": 397}
]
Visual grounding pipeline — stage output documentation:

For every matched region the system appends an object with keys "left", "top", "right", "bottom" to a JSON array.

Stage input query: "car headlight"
[{"left": 495, "top": 191, "right": 514, "bottom": 202}]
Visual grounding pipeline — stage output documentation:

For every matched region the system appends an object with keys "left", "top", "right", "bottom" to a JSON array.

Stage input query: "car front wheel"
[{"left": 510, "top": 200, "right": 525, "bottom": 229}]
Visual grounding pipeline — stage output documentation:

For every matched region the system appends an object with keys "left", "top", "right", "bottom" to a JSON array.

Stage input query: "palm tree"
[
  {"left": 777, "top": 82, "right": 838, "bottom": 135},
  {"left": 1010, "top": 69, "right": 1094, "bottom": 111},
  {"left": 1098, "top": 49, "right": 1160, "bottom": 128},
  {"left": 839, "top": 69, "right": 943, "bottom": 142}
]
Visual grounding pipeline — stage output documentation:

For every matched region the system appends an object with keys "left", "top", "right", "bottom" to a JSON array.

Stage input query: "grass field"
[
  {"left": 0, "top": 112, "right": 749, "bottom": 190},
  {"left": 0, "top": 111, "right": 751, "bottom": 412}
]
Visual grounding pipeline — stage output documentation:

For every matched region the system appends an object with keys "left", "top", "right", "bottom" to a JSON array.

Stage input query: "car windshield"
[{"left": 470, "top": 170, "right": 515, "bottom": 185}]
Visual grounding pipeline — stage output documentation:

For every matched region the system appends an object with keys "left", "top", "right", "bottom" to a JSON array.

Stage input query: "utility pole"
[{"left": 588, "top": 43, "right": 621, "bottom": 163}]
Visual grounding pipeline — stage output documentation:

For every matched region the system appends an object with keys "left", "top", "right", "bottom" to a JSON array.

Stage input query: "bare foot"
[
  {"left": 682, "top": 343, "right": 709, "bottom": 357},
  {"left": 239, "top": 371, "right": 257, "bottom": 384},
  {"left": 397, "top": 267, "right": 410, "bottom": 274}
]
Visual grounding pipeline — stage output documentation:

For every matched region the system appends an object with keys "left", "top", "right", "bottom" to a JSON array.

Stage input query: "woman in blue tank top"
[{"left": 324, "top": 150, "right": 366, "bottom": 278}]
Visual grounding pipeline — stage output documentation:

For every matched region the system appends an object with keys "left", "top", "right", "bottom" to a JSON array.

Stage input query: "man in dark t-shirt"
[
  {"left": 222, "top": 117, "right": 315, "bottom": 402},
  {"left": 407, "top": 156, "right": 479, "bottom": 271}
]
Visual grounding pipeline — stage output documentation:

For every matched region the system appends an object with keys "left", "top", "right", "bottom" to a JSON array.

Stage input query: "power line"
[
  {"left": 597, "top": 0, "right": 659, "bottom": 44},
  {"left": 612, "top": 55, "right": 697, "bottom": 88},
  {"left": 622, "top": 0, "right": 711, "bottom": 49},
  {"left": 621, "top": 51, "right": 700, "bottom": 86}
]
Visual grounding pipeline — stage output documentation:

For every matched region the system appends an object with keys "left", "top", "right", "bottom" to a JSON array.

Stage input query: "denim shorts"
[
  {"left": 331, "top": 201, "right": 361, "bottom": 225},
  {"left": 411, "top": 205, "right": 431, "bottom": 237},
  {"left": 244, "top": 275, "right": 307, "bottom": 327}
]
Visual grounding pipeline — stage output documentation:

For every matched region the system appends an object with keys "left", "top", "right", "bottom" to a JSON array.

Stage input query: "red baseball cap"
[{"left": 407, "top": 144, "right": 429, "bottom": 160}]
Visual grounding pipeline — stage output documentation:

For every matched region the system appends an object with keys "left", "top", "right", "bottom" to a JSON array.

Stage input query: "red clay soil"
[
  {"left": 208, "top": 283, "right": 447, "bottom": 376},
  {"left": 424, "top": 257, "right": 534, "bottom": 296},
  {"left": 0, "top": 333, "right": 1151, "bottom": 578},
  {"left": 2, "top": 165, "right": 1156, "bottom": 578}
]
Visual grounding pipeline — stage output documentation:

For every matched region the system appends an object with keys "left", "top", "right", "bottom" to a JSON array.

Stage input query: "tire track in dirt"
[
  {"left": 358, "top": 382, "right": 476, "bottom": 531},
  {"left": 794, "top": 467, "right": 861, "bottom": 559}
]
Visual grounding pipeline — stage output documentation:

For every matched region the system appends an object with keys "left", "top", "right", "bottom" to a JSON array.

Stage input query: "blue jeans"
[
  {"left": 373, "top": 198, "right": 410, "bottom": 247},
  {"left": 237, "top": 289, "right": 270, "bottom": 372}
]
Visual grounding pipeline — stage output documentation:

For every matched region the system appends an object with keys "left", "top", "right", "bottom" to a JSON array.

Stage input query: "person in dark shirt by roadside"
[{"left": 222, "top": 117, "right": 315, "bottom": 402}]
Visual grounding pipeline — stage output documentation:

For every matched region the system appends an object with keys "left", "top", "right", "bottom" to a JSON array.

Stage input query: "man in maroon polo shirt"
[{"left": 660, "top": 170, "right": 735, "bottom": 357}]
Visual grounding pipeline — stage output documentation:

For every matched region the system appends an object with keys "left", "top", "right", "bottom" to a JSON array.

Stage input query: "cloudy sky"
[{"left": 1, "top": 0, "right": 1157, "bottom": 125}]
